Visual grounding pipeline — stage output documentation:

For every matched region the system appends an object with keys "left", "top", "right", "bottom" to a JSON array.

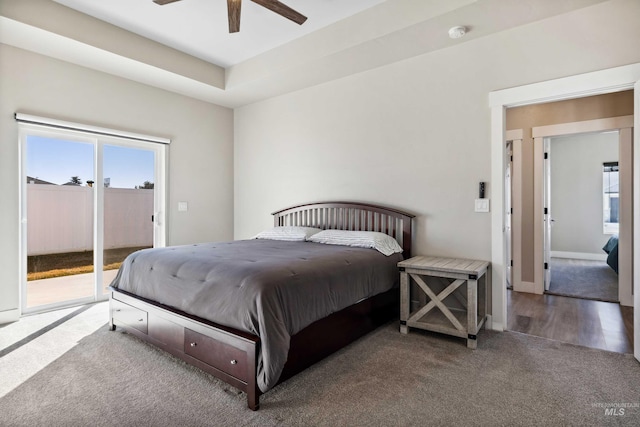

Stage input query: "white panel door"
[
  {"left": 505, "top": 142, "right": 513, "bottom": 288},
  {"left": 634, "top": 80, "right": 640, "bottom": 363},
  {"left": 543, "top": 138, "right": 552, "bottom": 291}
]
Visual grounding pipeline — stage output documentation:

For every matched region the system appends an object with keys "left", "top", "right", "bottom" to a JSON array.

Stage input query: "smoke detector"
[{"left": 448, "top": 26, "right": 467, "bottom": 39}]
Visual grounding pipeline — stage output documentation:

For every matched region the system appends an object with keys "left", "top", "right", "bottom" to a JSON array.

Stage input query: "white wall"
[
  {"left": 0, "top": 44, "right": 234, "bottom": 318},
  {"left": 234, "top": 1, "right": 640, "bottom": 265},
  {"left": 550, "top": 132, "right": 619, "bottom": 256}
]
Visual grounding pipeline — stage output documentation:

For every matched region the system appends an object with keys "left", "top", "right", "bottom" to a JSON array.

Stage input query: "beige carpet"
[{"left": 1, "top": 322, "right": 639, "bottom": 426}]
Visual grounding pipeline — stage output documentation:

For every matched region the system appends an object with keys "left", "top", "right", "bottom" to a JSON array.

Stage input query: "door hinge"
[
  {"left": 151, "top": 215, "right": 154, "bottom": 222},
  {"left": 510, "top": 155, "right": 513, "bottom": 162},
  {"left": 544, "top": 152, "right": 548, "bottom": 160},
  {"left": 510, "top": 207, "right": 513, "bottom": 214},
  {"left": 510, "top": 259, "right": 513, "bottom": 267},
  {"left": 544, "top": 262, "right": 548, "bottom": 270},
  {"left": 544, "top": 207, "right": 548, "bottom": 215}
]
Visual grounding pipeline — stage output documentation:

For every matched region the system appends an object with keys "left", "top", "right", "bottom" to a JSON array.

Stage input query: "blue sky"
[{"left": 27, "top": 136, "right": 154, "bottom": 188}]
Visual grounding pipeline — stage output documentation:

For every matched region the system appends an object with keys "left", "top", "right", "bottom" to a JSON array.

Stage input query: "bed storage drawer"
[
  {"left": 112, "top": 298, "right": 148, "bottom": 334},
  {"left": 148, "top": 314, "right": 184, "bottom": 349},
  {"left": 184, "top": 328, "right": 249, "bottom": 382}
]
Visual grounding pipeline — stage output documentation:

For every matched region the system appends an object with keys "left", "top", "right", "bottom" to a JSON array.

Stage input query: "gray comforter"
[{"left": 110, "top": 239, "right": 402, "bottom": 392}]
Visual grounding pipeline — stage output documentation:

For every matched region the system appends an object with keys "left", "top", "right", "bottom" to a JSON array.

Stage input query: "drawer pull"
[
  {"left": 138, "top": 318, "right": 144, "bottom": 322},
  {"left": 190, "top": 342, "right": 197, "bottom": 347},
  {"left": 115, "top": 309, "right": 121, "bottom": 312},
  {"left": 230, "top": 359, "right": 237, "bottom": 365}
]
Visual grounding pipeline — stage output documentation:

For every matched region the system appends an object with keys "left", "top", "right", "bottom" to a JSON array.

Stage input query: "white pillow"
[
  {"left": 253, "top": 226, "right": 322, "bottom": 242},
  {"left": 308, "top": 230, "right": 403, "bottom": 256}
]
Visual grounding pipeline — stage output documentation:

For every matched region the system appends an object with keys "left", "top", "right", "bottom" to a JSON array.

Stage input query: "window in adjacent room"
[{"left": 603, "top": 161, "right": 619, "bottom": 234}]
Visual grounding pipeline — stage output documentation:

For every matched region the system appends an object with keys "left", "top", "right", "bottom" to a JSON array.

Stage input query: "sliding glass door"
[
  {"left": 24, "top": 135, "right": 96, "bottom": 308},
  {"left": 20, "top": 124, "right": 166, "bottom": 313},
  {"left": 101, "top": 144, "right": 157, "bottom": 295}
]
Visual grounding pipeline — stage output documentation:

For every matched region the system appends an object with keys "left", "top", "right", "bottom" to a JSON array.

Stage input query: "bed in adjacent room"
[
  {"left": 108, "top": 201, "right": 414, "bottom": 410},
  {"left": 602, "top": 234, "right": 619, "bottom": 273}
]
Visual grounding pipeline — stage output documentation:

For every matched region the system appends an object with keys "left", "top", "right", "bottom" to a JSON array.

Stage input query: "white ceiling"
[
  {"left": 1, "top": 0, "right": 607, "bottom": 108},
  {"left": 53, "top": 0, "right": 387, "bottom": 68}
]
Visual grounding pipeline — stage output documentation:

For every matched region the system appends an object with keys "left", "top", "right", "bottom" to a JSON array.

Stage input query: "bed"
[
  {"left": 602, "top": 234, "right": 619, "bottom": 273},
  {"left": 108, "top": 201, "right": 414, "bottom": 410}
]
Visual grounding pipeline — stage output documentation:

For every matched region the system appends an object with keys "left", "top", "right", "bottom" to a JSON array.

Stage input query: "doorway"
[
  {"left": 505, "top": 130, "right": 527, "bottom": 293},
  {"left": 506, "top": 111, "right": 633, "bottom": 353},
  {"left": 489, "top": 63, "right": 640, "bottom": 363},
  {"left": 543, "top": 131, "right": 620, "bottom": 302},
  {"left": 19, "top": 119, "right": 167, "bottom": 314},
  {"left": 532, "top": 114, "right": 633, "bottom": 305}
]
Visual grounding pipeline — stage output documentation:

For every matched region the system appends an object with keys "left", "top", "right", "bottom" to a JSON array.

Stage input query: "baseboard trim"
[
  {"left": 0, "top": 308, "right": 20, "bottom": 325},
  {"left": 487, "top": 315, "right": 504, "bottom": 332},
  {"left": 513, "top": 281, "right": 540, "bottom": 294},
  {"left": 551, "top": 251, "right": 607, "bottom": 261}
]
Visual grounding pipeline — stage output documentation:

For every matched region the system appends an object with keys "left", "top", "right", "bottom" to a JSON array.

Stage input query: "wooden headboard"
[{"left": 272, "top": 201, "right": 415, "bottom": 257}]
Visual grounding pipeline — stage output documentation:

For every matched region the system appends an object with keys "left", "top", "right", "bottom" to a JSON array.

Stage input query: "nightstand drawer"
[{"left": 112, "top": 298, "right": 148, "bottom": 334}]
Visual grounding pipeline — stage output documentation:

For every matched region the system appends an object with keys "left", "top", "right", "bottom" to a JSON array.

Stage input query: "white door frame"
[{"left": 489, "top": 62, "right": 640, "bottom": 363}]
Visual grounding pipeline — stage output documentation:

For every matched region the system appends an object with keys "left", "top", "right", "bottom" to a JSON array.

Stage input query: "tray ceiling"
[{"left": 53, "top": 0, "right": 386, "bottom": 67}]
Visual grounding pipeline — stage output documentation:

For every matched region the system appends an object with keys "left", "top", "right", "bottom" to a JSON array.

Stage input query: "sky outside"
[{"left": 26, "top": 136, "right": 154, "bottom": 188}]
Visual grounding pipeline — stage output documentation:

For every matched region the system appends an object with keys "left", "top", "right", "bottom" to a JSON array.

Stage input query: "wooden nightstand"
[{"left": 398, "top": 256, "right": 490, "bottom": 349}]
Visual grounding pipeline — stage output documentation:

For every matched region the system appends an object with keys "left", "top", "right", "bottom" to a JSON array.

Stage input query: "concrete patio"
[{"left": 26, "top": 269, "right": 119, "bottom": 308}]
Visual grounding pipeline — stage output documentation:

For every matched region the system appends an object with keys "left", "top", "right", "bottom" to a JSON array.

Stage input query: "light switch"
[
  {"left": 178, "top": 201, "right": 188, "bottom": 212},
  {"left": 475, "top": 199, "right": 490, "bottom": 213}
]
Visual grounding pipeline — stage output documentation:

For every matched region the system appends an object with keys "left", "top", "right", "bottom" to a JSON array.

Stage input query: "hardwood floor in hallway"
[{"left": 507, "top": 289, "right": 633, "bottom": 354}]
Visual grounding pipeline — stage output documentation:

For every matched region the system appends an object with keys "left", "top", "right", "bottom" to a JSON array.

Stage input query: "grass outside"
[{"left": 27, "top": 246, "right": 150, "bottom": 281}]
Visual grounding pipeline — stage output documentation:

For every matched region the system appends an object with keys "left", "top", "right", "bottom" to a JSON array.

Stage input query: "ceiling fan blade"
[
  {"left": 250, "top": 0, "right": 307, "bottom": 25},
  {"left": 227, "top": 0, "right": 241, "bottom": 33},
  {"left": 153, "top": 0, "right": 182, "bottom": 5}
]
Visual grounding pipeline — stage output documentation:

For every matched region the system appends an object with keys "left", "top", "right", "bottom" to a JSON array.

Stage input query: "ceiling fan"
[{"left": 153, "top": 0, "right": 308, "bottom": 33}]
